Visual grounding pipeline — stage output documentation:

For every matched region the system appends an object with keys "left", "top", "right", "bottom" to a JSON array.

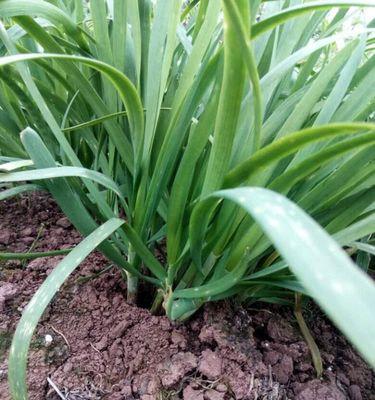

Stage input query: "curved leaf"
[
  {"left": 0, "top": 184, "right": 43, "bottom": 201},
  {"left": 0, "top": 0, "right": 86, "bottom": 47},
  {"left": 189, "top": 187, "right": 375, "bottom": 367},
  {"left": 0, "top": 53, "right": 144, "bottom": 150},
  {"left": 8, "top": 218, "right": 125, "bottom": 400},
  {"left": 0, "top": 166, "right": 124, "bottom": 199},
  {"left": 252, "top": 1, "right": 375, "bottom": 38},
  {"left": 225, "top": 123, "right": 375, "bottom": 187}
]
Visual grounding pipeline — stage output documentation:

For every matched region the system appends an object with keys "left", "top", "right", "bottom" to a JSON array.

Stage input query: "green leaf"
[
  {"left": 0, "top": 159, "right": 33, "bottom": 171},
  {"left": 8, "top": 218, "right": 125, "bottom": 400},
  {"left": 190, "top": 187, "right": 375, "bottom": 367},
  {"left": 334, "top": 214, "right": 375, "bottom": 244},
  {"left": 0, "top": 0, "right": 87, "bottom": 48},
  {"left": 0, "top": 166, "right": 124, "bottom": 199},
  {"left": 0, "top": 52, "right": 144, "bottom": 149},
  {"left": 225, "top": 123, "right": 375, "bottom": 188},
  {"left": 201, "top": 0, "right": 249, "bottom": 195},
  {"left": 0, "top": 248, "right": 72, "bottom": 260},
  {"left": 222, "top": 0, "right": 263, "bottom": 152},
  {"left": 351, "top": 241, "right": 375, "bottom": 256},
  {"left": 0, "top": 184, "right": 44, "bottom": 201},
  {"left": 252, "top": 1, "right": 375, "bottom": 39}
]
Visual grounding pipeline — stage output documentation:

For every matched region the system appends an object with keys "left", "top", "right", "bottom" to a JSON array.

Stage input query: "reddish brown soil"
[{"left": 0, "top": 193, "right": 374, "bottom": 400}]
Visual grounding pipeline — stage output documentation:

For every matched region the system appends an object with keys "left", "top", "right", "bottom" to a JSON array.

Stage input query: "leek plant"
[{"left": 0, "top": 1, "right": 375, "bottom": 398}]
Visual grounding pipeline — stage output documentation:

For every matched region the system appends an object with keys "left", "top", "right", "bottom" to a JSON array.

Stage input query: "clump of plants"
[{"left": 0, "top": 1, "right": 374, "bottom": 398}]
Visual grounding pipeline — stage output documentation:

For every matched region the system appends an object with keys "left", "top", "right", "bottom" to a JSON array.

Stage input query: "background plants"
[{"left": 0, "top": 1, "right": 375, "bottom": 398}]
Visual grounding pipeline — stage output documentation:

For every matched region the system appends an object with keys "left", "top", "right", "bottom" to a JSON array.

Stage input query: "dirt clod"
[
  {"left": 294, "top": 380, "right": 346, "bottom": 400},
  {"left": 183, "top": 384, "right": 204, "bottom": 400},
  {"left": 198, "top": 349, "right": 222, "bottom": 380},
  {"left": 272, "top": 354, "right": 294, "bottom": 384},
  {"left": 0, "top": 283, "right": 17, "bottom": 312},
  {"left": 159, "top": 352, "right": 198, "bottom": 388},
  {"left": 56, "top": 217, "right": 71, "bottom": 228},
  {"left": 204, "top": 389, "right": 225, "bottom": 400},
  {"left": 348, "top": 385, "right": 363, "bottom": 400},
  {"left": 0, "top": 230, "right": 11, "bottom": 245}
]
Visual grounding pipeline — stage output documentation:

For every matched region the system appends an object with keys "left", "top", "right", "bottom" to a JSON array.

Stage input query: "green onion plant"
[{"left": 0, "top": 1, "right": 375, "bottom": 398}]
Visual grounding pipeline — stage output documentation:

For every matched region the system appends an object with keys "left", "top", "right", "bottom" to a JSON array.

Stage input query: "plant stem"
[
  {"left": 126, "top": 245, "right": 138, "bottom": 304},
  {"left": 294, "top": 293, "right": 323, "bottom": 378},
  {"left": 150, "top": 290, "right": 164, "bottom": 315},
  {"left": 0, "top": 248, "right": 72, "bottom": 260},
  {"left": 126, "top": 273, "right": 139, "bottom": 304}
]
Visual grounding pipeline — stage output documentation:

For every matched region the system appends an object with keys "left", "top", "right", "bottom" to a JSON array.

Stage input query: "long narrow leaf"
[
  {"left": 8, "top": 218, "right": 125, "bottom": 400},
  {"left": 189, "top": 187, "right": 375, "bottom": 367}
]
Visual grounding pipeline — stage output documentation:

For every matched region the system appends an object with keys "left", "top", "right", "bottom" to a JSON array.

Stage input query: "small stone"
[
  {"left": 146, "top": 376, "right": 160, "bottom": 395},
  {"left": 215, "top": 384, "right": 227, "bottom": 393},
  {"left": 27, "top": 258, "right": 47, "bottom": 271},
  {"left": 204, "top": 389, "right": 225, "bottom": 400},
  {"left": 337, "top": 371, "right": 350, "bottom": 386},
  {"left": 264, "top": 350, "right": 280, "bottom": 365},
  {"left": 171, "top": 331, "right": 187, "bottom": 349},
  {"left": 267, "top": 317, "right": 297, "bottom": 342},
  {"left": 227, "top": 369, "right": 251, "bottom": 399},
  {"left": 348, "top": 385, "right": 362, "bottom": 400},
  {"left": 110, "top": 320, "right": 133, "bottom": 338},
  {"left": 39, "top": 211, "right": 49, "bottom": 221},
  {"left": 273, "top": 355, "right": 293, "bottom": 384},
  {"left": 297, "top": 362, "right": 312, "bottom": 372},
  {"left": 63, "top": 362, "right": 73, "bottom": 373},
  {"left": 54, "top": 228, "right": 65, "bottom": 236},
  {"left": 0, "top": 283, "right": 17, "bottom": 311},
  {"left": 298, "top": 373, "right": 309, "bottom": 382},
  {"left": 199, "top": 326, "right": 215, "bottom": 344},
  {"left": 0, "top": 369, "right": 7, "bottom": 380},
  {"left": 160, "top": 318, "right": 171, "bottom": 331},
  {"left": 20, "top": 236, "right": 35, "bottom": 245},
  {"left": 44, "top": 334, "right": 53, "bottom": 347},
  {"left": 112, "top": 294, "right": 123, "bottom": 307},
  {"left": 56, "top": 217, "right": 71, "bottom": 228},
  {"left": 183, "top": 384, "right": 204, "bottom": 400},
  {"left": 295, "top": 380, "right": 346, "bottom": 400},
  {"left": 159, "top": 352, "right": 198, "bottom": 388},
  {"left": 20, "top": 227, "right": 33, "bottom": 236},
  {"left": 121, "top": 384, "right": 133, "bottom": 397},
  {"left": 94, "top": 336, "right": 108, "bottom": 351},
  {"left": 198, "top": 350, "right": 222, "bottom": 380},
  {"left": 0, "top": 230, "right": 11, "bottom": 245}
]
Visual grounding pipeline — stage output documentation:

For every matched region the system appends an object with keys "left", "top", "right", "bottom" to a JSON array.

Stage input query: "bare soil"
[{"left": 0, "top": 193, "right": 373, "bottom": 400}]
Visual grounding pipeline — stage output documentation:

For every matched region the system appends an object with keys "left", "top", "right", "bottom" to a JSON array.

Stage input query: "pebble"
[
  {"left": 0, "top": 230, "right": 11, "bottom": 245},
  {"left": 44, "top": 334, "right": 53, "bottom": 347},
  {"left": 348, "top": 385, "right": 362, "bottom": 400},
  {"left": 56, "top": 217, "right": 71, "bottom": 228},
  {"left": 215, "top": 384, "right": 227, "bottom": 393},
  {"left": 198, "top": 349, "right": 222, "bottom": 380},
  {"left": 20, "top": 227, "right": 33, "bottom": 236},
  {"left": 183, "top": 384, "right": 204, "bottom": 400},
  {"left": 0, "top": 283, "right": 17, "bottom": 311},
  {"left": 204, "top": 389, "right": 225, "bottom": 400},
  {"left": 272, "top": 354, "right": 294, "bottom": 384},
  {"left": 20, "top": 236, "right": 35, "bottom": 245}
]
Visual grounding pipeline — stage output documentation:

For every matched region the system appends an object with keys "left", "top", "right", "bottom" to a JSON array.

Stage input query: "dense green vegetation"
[{"left": 0, "top": 1, "right": 374, "bottom": 398}]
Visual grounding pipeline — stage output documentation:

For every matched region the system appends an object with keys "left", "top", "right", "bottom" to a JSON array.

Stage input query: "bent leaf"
[
  {"left": 189, "top": 187, "right": 375, "bottom": 367},
  {"left": 8, "top": 218, "right": 125, "bottom": 400}
]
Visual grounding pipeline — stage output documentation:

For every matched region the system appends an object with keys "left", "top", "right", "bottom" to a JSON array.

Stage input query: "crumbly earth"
[{"left": 0, "top": 193, "right": 374, "bottom": 400}]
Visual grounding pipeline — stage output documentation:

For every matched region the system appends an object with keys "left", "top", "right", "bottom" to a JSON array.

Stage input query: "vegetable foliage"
[{"left": 0, "top": 1, "right": 375, "bottom": 397}]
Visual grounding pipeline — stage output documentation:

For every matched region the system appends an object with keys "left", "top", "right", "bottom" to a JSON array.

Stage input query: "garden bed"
[{"left": 0, "top": 193, "right": 373, "bottom": 400}]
